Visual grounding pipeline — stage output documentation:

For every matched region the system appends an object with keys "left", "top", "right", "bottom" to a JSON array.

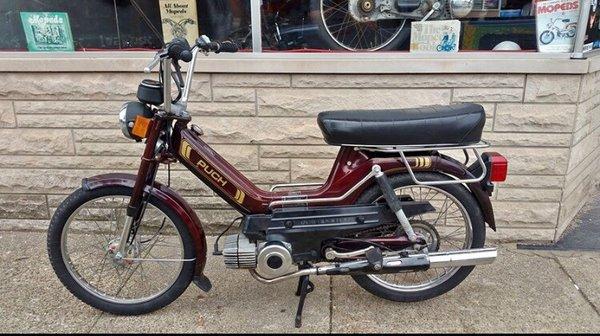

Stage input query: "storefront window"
[
  {"left": 0, "top": 0, "right": 589, "bottom": 54},
  {"left": 0, "top": 0, "right": 250, "bottom": 52},
  {"left": 260, "top": 0, "right": 579, "bottom": 53}
]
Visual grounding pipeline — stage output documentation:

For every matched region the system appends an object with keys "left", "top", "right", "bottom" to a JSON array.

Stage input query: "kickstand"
[{"left": 294, "top": 275, "right": 314, "bottom": 328}]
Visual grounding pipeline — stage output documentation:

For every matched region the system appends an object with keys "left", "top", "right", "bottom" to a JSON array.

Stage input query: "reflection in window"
[
  {"left": 0, "top": 0, "right": 251, "bottom": 52},
  {"left": 0, "top": 0, "right": 583, "bottom": 53},
  {"left": 260, "top": 0, "right": 555, "bottom": 52}
]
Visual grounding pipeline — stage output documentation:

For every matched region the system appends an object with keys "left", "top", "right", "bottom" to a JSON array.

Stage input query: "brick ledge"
[{"left": 0, "top": 51, "right": 594, "bottom": 74}]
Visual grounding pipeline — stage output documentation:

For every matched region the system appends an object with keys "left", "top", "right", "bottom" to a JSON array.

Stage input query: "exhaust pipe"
[
  {"left": 427, "top": 248, "right": 497, "bottom": 268},
  {"left": 250, "top": 248, "right": 497, "bottom": 284}
]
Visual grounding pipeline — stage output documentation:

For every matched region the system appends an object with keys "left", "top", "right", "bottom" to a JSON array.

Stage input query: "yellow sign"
[{"left": 159, "top": 0, "right": 199, "bottom": 43}]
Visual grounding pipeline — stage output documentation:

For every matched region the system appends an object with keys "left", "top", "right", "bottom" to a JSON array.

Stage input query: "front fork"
[{"left": 117, "top": 118, "right": 164, "bottom": 257}]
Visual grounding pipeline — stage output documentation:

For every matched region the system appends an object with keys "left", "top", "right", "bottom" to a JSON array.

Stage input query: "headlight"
[{"left": 119, "top": 102, "right": 154, "bottom": 141}]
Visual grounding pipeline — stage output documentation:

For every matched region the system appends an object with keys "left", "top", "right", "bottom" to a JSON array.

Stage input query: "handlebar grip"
[
  {"left": 215, "top": 41, "right": 239, "bottom": 53},
  {"left": 167, "top": 38, "right": 193, "bottom": 63},
  {"left": 197, "top": 39, "right": 239, "bottom": 53}
]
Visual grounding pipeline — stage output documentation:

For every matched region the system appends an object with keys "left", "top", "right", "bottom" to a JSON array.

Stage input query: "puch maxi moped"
[{"left": 47, "top": 36, "right": 509, "bottom": 328}]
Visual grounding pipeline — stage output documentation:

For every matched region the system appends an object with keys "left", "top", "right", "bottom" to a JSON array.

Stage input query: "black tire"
[
  {"left": 309, "top": 0, "right": 410, "bottom": 51},
  {"left": 47, "top": 186, "right": 196, "bottom": 315},
  {"left": 351, "top": 172, "right": 486, "bottom": 302}
]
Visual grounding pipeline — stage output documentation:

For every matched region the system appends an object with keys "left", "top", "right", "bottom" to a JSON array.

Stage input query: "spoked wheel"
[
  {"left": 540, "top": 31, "right": 555, "bottom": 45},
  {"left": 310, "top": 0, "right": 409, "bottom": 51},
  {"left": 47, "top": 186, "right": 195, "bottom": 315},
  {"left": 352, "top": 172, "right": 486, "bottom": 302}
]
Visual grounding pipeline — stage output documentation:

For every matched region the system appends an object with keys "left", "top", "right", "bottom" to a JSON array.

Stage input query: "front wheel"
[
  {"left": 540, "top": 30, "right": 555, "bottom": 45},
  {"left": 47, "top": 186, "right": 196, "bottom": 315},
  {"left": 310, "top": 0, "right": 409, "bottom": 51},
  {"left": 351, "top": 172, "right": 486, "bottom": 302}
]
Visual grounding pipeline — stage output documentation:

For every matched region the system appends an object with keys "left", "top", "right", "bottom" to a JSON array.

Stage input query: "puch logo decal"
[
  {"left": 196, "top": 159, "right": 228, "bottom": 187},
  {"left": 234, "top": 189, "right": 246, "bottom": 204},
  {"left": 414, "top": 157, "right": 432, "bottom": 169},
  {"left": 180, "top": 139, "right": 228, "bottom": 187}
]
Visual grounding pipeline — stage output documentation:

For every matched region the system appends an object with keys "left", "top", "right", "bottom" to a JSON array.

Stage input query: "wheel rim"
[
  {"left": 367, "top": 185, "right": 473, "bottom": 292},
  {"left": 60, "top": 195, "right": 185, "bottom": 304},
  {"left": 541, "top": 32, "right": 553, "bottom": 44},
  {"left": 320, "top": 0, "right": 406, "bottom": 51}
]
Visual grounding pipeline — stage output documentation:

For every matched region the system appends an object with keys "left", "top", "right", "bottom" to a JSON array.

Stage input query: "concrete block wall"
[{"left": 0, "top": 71, "right": 598, "bottom": 240}]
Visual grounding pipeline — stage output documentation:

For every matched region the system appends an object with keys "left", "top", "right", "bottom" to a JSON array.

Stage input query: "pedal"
[
  {"left": 294, "top": 275, "right": 314, "bottom": 328},
  {"left": 365, "top": 247, "right": 384, "bottom": 271}
]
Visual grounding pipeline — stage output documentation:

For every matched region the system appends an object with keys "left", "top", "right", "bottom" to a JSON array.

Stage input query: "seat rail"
[{"left": 354, "top": 141, "right": 490, "bottom": 186}]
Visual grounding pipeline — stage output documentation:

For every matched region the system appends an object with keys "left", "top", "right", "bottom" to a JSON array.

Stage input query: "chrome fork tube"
[
  {"left": 117, "top": 216, "right": 134, "bottom": 256},
  {"left": 162, "top": 59, "right": 172, "bottom": 114}
]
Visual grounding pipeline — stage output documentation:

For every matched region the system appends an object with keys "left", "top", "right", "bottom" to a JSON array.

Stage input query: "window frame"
[{"left": 0, "top": 0, "right": 593, "bottom": 62}]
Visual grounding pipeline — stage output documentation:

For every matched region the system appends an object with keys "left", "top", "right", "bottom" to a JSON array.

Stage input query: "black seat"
[{"left": 317, "top": 103, "right": 486, "bottom": 146}]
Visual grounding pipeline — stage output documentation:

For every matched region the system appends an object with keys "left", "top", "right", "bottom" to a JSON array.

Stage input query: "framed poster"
[
  {"left": 410, "top": 20, "right": 461, "bottom": 53},
  {"left": 583, "top": 0, "right": 600, "bottom": 51},
  {"left": 20, "top": 12, "right": 74, "bottom": 52},
  {"left": 159, "top": 0, "right": 199, "bottom": 43},
  {"left": 535, "top": 0, "right": 580, "bottom": 52}
]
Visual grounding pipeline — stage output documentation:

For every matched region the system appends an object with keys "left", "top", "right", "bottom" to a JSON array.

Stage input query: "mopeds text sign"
[
  {"left": 535, "top": 0, "right": 580, "bottom": 52},
  {"left": 19, "top": 12, "right": 74, "bottom": 52}
]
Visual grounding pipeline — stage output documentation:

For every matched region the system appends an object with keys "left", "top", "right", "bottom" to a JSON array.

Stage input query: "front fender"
[{"left": 82, "top": 173, "right": 209, "bottom": 276}]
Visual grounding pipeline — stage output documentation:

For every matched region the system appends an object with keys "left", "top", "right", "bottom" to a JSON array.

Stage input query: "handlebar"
[
  {"left": 144, "top": 36, "right": 238, "bottom": 73},
  {"left": 144, "top": 53, "right": 162, "bottom": 73},
  {"left": 197, "top": 40, "right": 239, "bottom": 54}
]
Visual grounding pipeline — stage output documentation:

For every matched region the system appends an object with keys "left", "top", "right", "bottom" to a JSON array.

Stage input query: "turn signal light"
[
  {"left": 488, "top": 153, "right": 508, "bottom": 182},
  {"left": 131, "top": 115, "right": 151, "bottom": 139}
]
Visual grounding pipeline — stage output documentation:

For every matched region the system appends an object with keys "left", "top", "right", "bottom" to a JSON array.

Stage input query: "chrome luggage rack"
[
  {"left": 267, "top": 141, "right": 490, "bottom": 208},
  {"left": 355, "top": 141, "right": 491, "bottom": 186}
]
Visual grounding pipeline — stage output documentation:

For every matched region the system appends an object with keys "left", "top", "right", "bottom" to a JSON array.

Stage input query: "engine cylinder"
[{"left": 223, "top": 234, "right": 257, "bottom": 269}]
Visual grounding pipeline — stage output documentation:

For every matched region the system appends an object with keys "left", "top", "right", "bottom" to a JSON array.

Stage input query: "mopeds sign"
[{"left": 535, "top": 0, "right": 580, "bottom": 52}]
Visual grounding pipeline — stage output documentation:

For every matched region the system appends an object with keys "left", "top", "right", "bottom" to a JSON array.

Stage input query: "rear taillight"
[{"left": 487, "top": 152, "right": 508, "bottom": 182}]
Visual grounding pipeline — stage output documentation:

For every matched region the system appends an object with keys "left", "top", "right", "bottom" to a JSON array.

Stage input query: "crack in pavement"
[
  {"left": 505, "top": 246, "right": 600, "bottom": 318},
  {"left": 86, "top": 312, "right": 103, "bottom": 333},
  {"left": 552, "top": 256, "right": 600, "bottom": 318},
  {"left": 328, "top": 276, "right": 333, "bottom": 334}
]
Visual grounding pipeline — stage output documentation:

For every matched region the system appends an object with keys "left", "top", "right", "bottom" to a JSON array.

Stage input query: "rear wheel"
[
  {"left": 351, "top": 172, "right": 486, "bottom": 302},
  {"left": 310, "top": 0, "right": 409, "bottom": 51},
  {"left": 47, "top": 186, "right": 195, "bottom": 315}
]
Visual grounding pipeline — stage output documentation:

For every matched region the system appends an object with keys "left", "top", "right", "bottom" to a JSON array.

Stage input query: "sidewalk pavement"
[{"left": 0, "top": 231, "right": 599, "bottom": 333}]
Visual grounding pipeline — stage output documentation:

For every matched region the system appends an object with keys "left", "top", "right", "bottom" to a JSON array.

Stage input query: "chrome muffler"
[
  {"left": 250, "top": 248, "right": 497, "bottom": 284},
  {"left": 427, "top": 248, "right": 497, "bottom": 268}
]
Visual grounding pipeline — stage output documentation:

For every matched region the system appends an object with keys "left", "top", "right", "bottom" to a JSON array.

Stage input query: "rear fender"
[
  {"left": 82, "top": 173, "right": 208, "bottom": 276},
  {"left": 380, "top": 155, "right": 496, "bottom": 231},
  {"left": 431, "top": 155, "right": 496, "bottom": 231}
]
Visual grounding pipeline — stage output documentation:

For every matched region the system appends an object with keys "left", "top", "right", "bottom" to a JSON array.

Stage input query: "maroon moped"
[{"left": 47, "top": 36, "right": 508, "bottom": 327}]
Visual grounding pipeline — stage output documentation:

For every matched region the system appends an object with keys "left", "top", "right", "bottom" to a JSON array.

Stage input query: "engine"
[
  {"left": 223, "top": 233, "right": 295, "bottom": 279},
  {"left": 221, "top": 201, "right": 434, "bottom": 280}
]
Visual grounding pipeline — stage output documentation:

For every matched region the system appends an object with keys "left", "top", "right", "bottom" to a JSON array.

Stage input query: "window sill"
[{"left": 0, "top": 51, "right": 594, "bottom": 74}]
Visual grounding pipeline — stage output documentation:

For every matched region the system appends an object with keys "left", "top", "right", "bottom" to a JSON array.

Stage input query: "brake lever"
[
  {"left": 171, "top": 59, "right": 185, "bottom": 88},
  {"left": 144, "top": 50, "right": 167, "bottom": 73}
]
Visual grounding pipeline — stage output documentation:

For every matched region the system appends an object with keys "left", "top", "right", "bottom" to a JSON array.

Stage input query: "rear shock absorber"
[{"left": 372, "top": 165, "right": 418, "bottom": 242}]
